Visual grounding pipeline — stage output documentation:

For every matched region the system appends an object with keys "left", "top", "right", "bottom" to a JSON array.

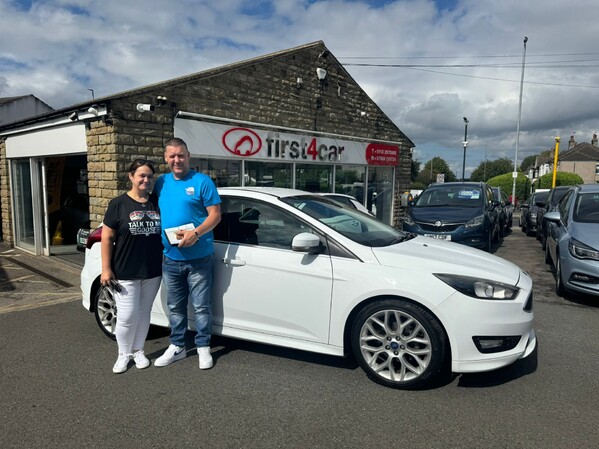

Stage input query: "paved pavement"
[{"left": 0, "top": 243, "right": 83, "bottom": 314}]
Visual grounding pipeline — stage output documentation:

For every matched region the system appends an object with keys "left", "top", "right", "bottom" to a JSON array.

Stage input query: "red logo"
[{"left": 222, "top": 128, "right": 262, "bottom": 157}]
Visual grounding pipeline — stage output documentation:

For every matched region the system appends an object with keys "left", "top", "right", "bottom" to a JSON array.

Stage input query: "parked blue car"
[
  {"left": 544, "top": 184, "right": 599, "bottom": 297},
  {"left": 403, "top": 182, "right": 500, "bottom": 252}
]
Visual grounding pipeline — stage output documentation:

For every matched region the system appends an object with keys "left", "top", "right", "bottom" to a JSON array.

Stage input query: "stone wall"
[{"left": 0, "top": 138, "right": 11, "bottom": 243}]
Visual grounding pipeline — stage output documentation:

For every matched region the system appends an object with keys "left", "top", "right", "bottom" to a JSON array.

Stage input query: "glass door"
[{"left": 11, "top": 158, "right": 45, "bottom": 254}]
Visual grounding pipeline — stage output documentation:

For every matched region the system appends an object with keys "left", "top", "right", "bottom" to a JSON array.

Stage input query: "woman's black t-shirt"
[{"left": 103, "top": 193, "right": 163, "bottom": 280}]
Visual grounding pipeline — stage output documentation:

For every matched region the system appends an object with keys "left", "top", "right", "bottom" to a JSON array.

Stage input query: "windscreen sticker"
[{"left": 457, "top": 190, "right": 480, "bottom": 199}]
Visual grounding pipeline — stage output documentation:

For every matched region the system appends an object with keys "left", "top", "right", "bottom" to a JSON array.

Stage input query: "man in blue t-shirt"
[{"left": 153, "top": 137, "right": 221, "bottom": 370}]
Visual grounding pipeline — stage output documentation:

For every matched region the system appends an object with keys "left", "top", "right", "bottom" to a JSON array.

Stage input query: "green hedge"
[{"left": 486, "top": 171, "right": 583, "bottom": 203}]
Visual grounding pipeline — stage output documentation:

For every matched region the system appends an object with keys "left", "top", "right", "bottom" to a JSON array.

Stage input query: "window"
[{"left": 214, "top": 197, "right": 310, "bottom": 249}]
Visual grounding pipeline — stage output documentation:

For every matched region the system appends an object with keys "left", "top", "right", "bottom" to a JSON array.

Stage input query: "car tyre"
[
  {"left": 351, "top": 299, "right": 446, "bottom": 390},
  {"left": 544, "top": 241, "right": 551, "bottom": 264},
  {"left": 94, "top": 286, "right": 117, "bottom": 340},
  {"left": 485, "top": 232, "right": 493, "bottom": 253},
  {"left": 555, "top": 256, "right": 566, "bottom": 297}
]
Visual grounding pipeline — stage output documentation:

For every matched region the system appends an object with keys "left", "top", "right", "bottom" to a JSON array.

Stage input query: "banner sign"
[{"left": 175, "top": 118, "right": 399, "bottom": 166}]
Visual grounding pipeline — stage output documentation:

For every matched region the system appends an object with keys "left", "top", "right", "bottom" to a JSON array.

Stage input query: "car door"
[
  {"left": 547, "top": 190, "right": 574, "bottom": 263},
  {"left": 212, "top": 195, "right": 334, "bottom": 343}
]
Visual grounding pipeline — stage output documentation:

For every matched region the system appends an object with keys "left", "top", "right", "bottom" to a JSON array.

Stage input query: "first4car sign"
[{"left": 175, "top": 118, "right": 399, "bottom": 166}]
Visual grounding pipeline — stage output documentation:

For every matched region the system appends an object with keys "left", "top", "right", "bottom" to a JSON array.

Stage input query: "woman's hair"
[{"left": 129, "top": 159, "right": 155, "bottom": 175}]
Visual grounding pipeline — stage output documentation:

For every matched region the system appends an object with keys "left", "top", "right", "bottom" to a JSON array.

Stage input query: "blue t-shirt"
[{"left": 154, "top": 170, "right": 221, "bottom": 261}]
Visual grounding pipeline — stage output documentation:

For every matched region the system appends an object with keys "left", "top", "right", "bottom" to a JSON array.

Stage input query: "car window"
[
  {"left": 573, "top": 193, "right": 599, "bottom": 223},
  {"left": 282, "top": 195, "right": 404, "bottom": 247},
  {"left": 415, "top": 187, "right": 483, "bottom": 208},
  {"left": 557, "top": 190, "right": 573, "bottom": 223},
  {"left": 214, "top": 197, "right": 311, "bottom": 249}
]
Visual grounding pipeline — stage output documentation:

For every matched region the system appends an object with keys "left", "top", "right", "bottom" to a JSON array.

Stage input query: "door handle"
[{"left": 222, "top": 258, "right": 246, "bottom": 266}]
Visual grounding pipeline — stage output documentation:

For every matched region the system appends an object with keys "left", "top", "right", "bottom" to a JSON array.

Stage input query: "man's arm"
[{"left": 176, "top": 204, "right": 222, "bottom": 248}]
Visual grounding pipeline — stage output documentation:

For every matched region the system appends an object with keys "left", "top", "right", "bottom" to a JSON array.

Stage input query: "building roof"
[
  {"left": 559, "top": 142, "right": 599, "bottom": 162},
  {"left": 0, "top": 95, "right": 31, "bottom": 105}
]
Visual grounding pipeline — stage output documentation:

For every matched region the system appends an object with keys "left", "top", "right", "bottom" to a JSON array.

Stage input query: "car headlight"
[
  {"left": 403, "top": 214, "right": 415, "bottom": 226},
  {"left": 434, "top": 274, "right": 520, "bottom": 300},
  {"left": 465, "top": 215, "right": 484, "bottom": 228},
  {"left": 569, "top": 238, "right": 599, "bottom": 261}
]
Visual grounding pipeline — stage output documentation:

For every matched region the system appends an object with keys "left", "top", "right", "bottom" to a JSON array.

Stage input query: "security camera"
[
  {"left": 87, "top": 106, "right": 99, "bottom": 116},
  {"left": 136, "top": 103, "right": 155, "bottom": 113},
  {"left": 68, "top": 112, "right": 78, "bottom": 121}
]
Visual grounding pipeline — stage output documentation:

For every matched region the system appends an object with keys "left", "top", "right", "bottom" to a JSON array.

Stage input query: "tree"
[
  {"left": 534, "top": 171, "right": 583, "bottom": 189},
  {"left": 470, "top": 157, "right": 513, "bottom": 182},
  {"left": 520, "top": 154, "right": 538, "bottom": 172},
  {"left": 416, "top": 157, "right": 457, "bottom": 185},
  {"left": 486, "top": 172, "right": 530, "bottom": 203},
  {"left": 411, "top": 159, "right": 420, "bottom": 182}
]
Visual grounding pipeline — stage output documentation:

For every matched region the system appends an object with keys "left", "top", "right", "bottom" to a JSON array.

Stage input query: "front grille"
[
  {"left": 418, "top": 222, "right": 461, "bottom": 232},
  {"left": 523, "top": 292, "right": 533, "bottom": 312}
]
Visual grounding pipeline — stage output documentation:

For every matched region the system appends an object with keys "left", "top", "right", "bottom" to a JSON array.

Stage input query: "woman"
[{"left": 101, "top": 159, "right": 163, "bottom": 373}]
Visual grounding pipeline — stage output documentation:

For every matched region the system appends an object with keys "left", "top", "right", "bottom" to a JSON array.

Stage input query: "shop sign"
[{"left": 175, "top": 118, "right": 399, "bottom": 166}]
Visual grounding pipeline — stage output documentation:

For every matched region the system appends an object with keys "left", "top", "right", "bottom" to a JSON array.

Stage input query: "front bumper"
[{"left": 434, "top": 271, "right": 536, "bottom": 373}]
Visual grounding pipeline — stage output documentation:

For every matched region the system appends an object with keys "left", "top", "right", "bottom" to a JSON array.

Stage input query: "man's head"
[{"left": 164, "top": 137, "right": 190, "bottom": 179}]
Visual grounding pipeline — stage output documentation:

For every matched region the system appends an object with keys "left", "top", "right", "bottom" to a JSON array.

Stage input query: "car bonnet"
[
  {"left": 371, "top": 236, "right": 522, "bottom": 285},
  {"left": 568, "top": 221, "right": 599, "bottom": 250},
  {"left": 409, "top": 206, "right": 484, "bottom": 224}
]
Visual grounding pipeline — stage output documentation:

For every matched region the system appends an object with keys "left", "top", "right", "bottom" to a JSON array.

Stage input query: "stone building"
[{"left": 0, "top": 41, "right": 414, "bottom": 256}]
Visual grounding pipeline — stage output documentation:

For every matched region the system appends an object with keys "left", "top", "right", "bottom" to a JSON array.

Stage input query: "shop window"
[
  {"left": 296, "top": 164, "right": 332, "bottom": 192},
  {"left": 335, "top": 164, "right": 368, "bottom": 208},
  {"left": 192, "top": 158, "right": 241, "bottom": 187},
  {"left": 368, "top": 166, "right": 394, "bottom": 223},
  {"left": 245, "top": 161, "right": 292, "bottom": 188}
]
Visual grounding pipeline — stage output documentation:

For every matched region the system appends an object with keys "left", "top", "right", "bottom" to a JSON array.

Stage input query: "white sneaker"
[
  {"left": 154, "top": 344, "right": 186, "bottom": 367},
  {"left": 132, "top": 350, "right": 150, "bottom": 369},
  {"left": 113, "top": 353, "right": 131, "bottom": 374},
  {"left": 198, "top": 346, "right": 213, "bottom": 370}
]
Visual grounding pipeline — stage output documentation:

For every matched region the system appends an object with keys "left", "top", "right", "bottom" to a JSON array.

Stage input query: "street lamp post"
[
  {"left": 462, "top": 117, "right": 469, "bottom": 182},
  {"left": 511, "top": 36, "right": 528, "bottom": 206}
]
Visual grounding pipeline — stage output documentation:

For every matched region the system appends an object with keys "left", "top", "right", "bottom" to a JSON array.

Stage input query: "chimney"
[
  {"left": 568, "top": 134, "right": 576, "bottom": 150},
  {"left": 592, "top": 133, "right": 598, "bottom": 147}
]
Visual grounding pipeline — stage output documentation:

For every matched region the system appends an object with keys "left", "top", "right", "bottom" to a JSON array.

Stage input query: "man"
[{"left": 153, "top": 137, "right": 221, "bottom": 369}]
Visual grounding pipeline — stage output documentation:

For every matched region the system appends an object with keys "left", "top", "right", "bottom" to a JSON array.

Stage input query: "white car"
[
  {"left": 318, "top": 193, "right": 373, "bottom": 215},
  {"left": 81, "top": 187, "right": 536, "bottom": 389}
]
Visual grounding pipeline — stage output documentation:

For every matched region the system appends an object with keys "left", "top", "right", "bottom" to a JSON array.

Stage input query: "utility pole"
[
  {"left": 511, "top": 36, "right": 528, "bottom": 206},
  {"left": 552, "top": 137, "right": 560, "bottom": 188},
  {"left": 462, "top": 117, "right": 469, "bottom": 182}
]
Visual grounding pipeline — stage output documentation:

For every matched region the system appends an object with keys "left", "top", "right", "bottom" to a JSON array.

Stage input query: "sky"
[{"left": 2, "top": 0, "right": 599, "bottom": 178}]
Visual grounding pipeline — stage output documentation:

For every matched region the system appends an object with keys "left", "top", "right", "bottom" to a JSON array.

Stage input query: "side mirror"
[
  {"left": 544, "top": 211, "right": 560, "bottom": 224},
  {"left": 292, "top": 233, "right": 323, "bottom": 254}
]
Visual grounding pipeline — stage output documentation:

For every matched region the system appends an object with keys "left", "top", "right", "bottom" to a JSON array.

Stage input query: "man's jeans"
[{"left": 162, "top": 254, "right": 214, "bottom": 348}]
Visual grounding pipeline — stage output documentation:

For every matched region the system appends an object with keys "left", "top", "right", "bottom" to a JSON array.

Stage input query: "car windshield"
[
  {"left": 281, "top": 195, "right": 407, "bottom": 247},
  {"left": 573, "top": 193, "right": 599, "bottom": 223},
  {"left": 414, "top": 187, "right": 483, "bottom": 208},
  {"left": 532, "top": 191, "right": 549, "bottom": 204}
]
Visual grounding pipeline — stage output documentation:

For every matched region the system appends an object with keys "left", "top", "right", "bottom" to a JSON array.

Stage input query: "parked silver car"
[{"left": 544, "top": 184, "right": 599, "bottom": 297}]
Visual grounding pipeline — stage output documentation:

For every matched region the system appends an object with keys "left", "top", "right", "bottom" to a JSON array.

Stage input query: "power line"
[{"left": 342, "top": 64, "right": 599, "bottom": 89}]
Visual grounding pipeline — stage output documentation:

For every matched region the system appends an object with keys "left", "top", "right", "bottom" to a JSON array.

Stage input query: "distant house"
[
  {"left": 556, "top": 134, "right": 599, "bottom": 184},
  {"left": 0, "top": 95, "right": 54, "bottom": 126}
]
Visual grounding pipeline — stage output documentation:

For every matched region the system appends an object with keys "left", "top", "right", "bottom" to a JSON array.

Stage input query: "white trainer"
[
  {"left": 154, "top": 344, "right": 186, "bottom": 367},
  {"left": 132, "top": 350, "right": 150, "bottom": 369},
  {"left": 198, "top": 346, "right": 213, "bottom": 370},
  {"left": 113, "top": 353, "right": 131, "bottom": 374}
]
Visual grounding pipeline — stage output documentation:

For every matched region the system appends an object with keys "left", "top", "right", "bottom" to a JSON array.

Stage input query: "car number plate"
[{"left": 424, "top": 234, "right": 451, "bottom": 241}]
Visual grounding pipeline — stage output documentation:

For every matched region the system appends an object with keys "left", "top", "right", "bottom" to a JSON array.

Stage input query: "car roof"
[
  {"left": 217, "top": 186, "right": 312, "bottom": 198},
  {"left": 576, "top": 184, "right": 599, "bottom": 193}
]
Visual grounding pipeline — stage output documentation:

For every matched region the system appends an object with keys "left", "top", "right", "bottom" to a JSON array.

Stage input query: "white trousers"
[{"left": 113, "top": 276, "right": 161, "bottom": 355}]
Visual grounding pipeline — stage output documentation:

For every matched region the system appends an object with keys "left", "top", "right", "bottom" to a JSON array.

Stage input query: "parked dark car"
[
  {"left": 519, "top": 189, "right": 550, "bottom": 236},
  {"left": 536, "top": 186, "right": 571, "bottom": 250},
  {"left": 402, "top": 182, "right": 500, "bottom": 252},
  {"left": 492, "top": 186, "right": 513, "bottom": 237},
  {"left": 544, "top": 184, "right": 599, "bottom": 297}
]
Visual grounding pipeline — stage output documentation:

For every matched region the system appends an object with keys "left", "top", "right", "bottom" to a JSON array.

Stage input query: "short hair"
[{"left": 165, "top": 137, "right": 188, "bottom": 152}]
